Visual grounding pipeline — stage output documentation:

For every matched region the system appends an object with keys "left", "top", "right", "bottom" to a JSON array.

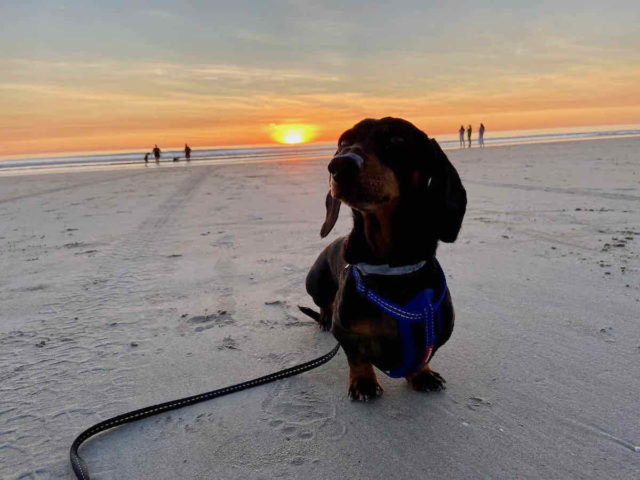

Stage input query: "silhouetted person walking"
[
  {"left": 466, "top": 125, "right": 472, "bottom": 148},
  {"left": 459, "top": 125, "right": 465, "bottom": 147},
  {"left": 153, "top": 144, "right": 161, "bottom": 163},
  {"left": 144, "top": 152, "right": 149, "bottom": 164},
  {"left": 479, "top": 123, "right": 485, "bottom": 147},
  {"left": 184, "top": 143, "right": 191, "bottom": 161}
]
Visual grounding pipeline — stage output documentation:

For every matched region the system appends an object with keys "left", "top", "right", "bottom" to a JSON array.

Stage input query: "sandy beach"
[{"left": 1, "top": 137, "right": 639, "bottom": 479}]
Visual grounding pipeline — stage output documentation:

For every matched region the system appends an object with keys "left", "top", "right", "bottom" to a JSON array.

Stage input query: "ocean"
[{"left": 1, "top": 126, "right": 639, "bottom": 174}]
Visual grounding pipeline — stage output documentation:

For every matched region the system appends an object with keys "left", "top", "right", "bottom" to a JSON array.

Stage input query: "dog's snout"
[
  {"left": 328, "top": 152, "right": 364, "bottom": 179},
  {"left": 328, "top": 156, "right": 356, "bottom": 177}
]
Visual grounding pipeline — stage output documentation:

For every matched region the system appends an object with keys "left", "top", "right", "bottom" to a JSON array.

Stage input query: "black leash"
[{"left": 70, "top": 342, "right": 341, "bottom": 479}]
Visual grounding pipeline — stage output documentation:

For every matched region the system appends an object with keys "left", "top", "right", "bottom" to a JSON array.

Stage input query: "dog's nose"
[{"left": 328, "top": 152, "right": 364, "bottom": 180}]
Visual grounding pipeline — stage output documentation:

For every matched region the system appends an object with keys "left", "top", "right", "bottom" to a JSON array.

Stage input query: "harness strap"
[{"left": 351, "top": 259, "right": 447, "bottom": 378}]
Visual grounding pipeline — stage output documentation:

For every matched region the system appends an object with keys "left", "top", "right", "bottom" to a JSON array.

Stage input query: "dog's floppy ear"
[
  {"left": 320, "top": 191, "right": 341, "bottom": 238},
  {"left": 424, "top": 138, "right": 467, "bottom": 242}
]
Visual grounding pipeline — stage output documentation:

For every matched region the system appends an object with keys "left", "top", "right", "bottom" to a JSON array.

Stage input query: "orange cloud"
[{"left": 1, "top": 60, "right": 639, "bottom": 157}]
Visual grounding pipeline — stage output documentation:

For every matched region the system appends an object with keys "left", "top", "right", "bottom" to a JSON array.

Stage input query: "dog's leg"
[
  {"left": 406, "top": 364, "right": 446, "bottom": 392},
  {"left": 347, "top": 358, "right": 383, "bottom": 401}
]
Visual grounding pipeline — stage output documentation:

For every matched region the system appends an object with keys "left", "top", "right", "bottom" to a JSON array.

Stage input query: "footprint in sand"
[
  {"left": 261, "top": 378, "right": 346, "bottom": 442},
  {"left": 174, "top": 311, "right": 236, "bottom": 335},
  {"left": 261, "top": 300, "right": 316, "bottom": 329},
  {"left": 210, "top": 234, "right": 234, "bottom": 249},
  {"left": 217, "top": 335, "right": 240, "bottom": 350},
  {"left": 188, "top": 311, "right": 235, "bottom": 327},
  {"left": 466, "top": 396, "right": 493, "bottom": 411}
]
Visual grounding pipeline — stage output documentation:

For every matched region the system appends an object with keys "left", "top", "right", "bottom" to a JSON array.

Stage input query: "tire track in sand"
[
  {"left": 0, "top": 170, "right": 150, "bottom": 205},
  {"left": 466, "top": 180, "right": 640, "bottom": 202},
  {"left": 0, "top": 169, "right": 210, "bottom": 480}
]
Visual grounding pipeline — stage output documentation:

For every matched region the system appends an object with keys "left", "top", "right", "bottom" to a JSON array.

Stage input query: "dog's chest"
[
  {"left": 332, "top": 273, "right": 418, "bottom": 361},
  {"left": 332, "top": 308, "right": 401, "bottom": 364},
  {"left": 331, "top": 264, "right": 443, "bottom": 365}
]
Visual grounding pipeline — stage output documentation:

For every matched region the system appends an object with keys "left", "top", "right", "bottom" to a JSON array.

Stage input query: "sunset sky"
[{"left": 2, "top": 0, "right": 639, "bottom": 156}]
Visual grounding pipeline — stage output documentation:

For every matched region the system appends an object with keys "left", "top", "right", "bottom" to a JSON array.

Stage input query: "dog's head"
[{"left": 320, "top": 117, "right": 466, "bottom": 261}]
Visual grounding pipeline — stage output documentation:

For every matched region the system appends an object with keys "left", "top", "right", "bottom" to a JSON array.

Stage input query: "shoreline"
[{"left": 1, "top": 133, "right": 639, "bottom": 178}]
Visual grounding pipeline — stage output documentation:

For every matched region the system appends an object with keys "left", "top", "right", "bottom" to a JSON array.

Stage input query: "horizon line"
[{"left": 1, "top": 122, "right": 639, "bottom": 162}]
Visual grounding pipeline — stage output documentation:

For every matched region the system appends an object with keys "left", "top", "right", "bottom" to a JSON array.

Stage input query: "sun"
[
  {"left": 270, "top": 123, "right": 316, "bottom": 144},
  {"left": 283, "top": 131, "right": 303, "bottom": 144}
]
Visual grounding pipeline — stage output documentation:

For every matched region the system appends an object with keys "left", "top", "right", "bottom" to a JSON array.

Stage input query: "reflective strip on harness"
[{"left": 351, "top": 259, "right": 447, "bottom": 378}]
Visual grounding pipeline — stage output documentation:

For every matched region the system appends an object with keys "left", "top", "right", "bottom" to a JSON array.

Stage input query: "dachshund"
[{"left": 300, "top": 117, "right": 466, "bottom": 401}]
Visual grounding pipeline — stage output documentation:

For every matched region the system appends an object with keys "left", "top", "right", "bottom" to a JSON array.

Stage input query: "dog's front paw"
[
  {"left": 348, "top": 376, "right": 383, "bottom": 402},
  {"left": 407, "top": 367, "right": 446, "bottom": 392}
]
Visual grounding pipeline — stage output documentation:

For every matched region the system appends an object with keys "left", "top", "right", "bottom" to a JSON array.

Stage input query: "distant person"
[
  {"left": 144, "top": 152, "right": 149, "bottom": 164},
  {"left": 466, "top": 125, "right": 472, "bottom": 148},
  {"left": 184, "top": 143, "right": 191, "bottom": 161},
  {"left": 479, "top": 123, "right": 485, "bottom": 147},
  {"left": 153, "top": 144, "right": 161, "bottom": 163},
  {"left": 459, "top": 125, "right": 465, "bottom": 147}
]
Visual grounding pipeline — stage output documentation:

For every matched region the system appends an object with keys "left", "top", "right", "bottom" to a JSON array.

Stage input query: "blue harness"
[{"left": 351, "top": 259, "right": 447, "bottom": 378}]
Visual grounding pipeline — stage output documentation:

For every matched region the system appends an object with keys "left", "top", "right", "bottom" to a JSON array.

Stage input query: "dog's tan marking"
[
  {"left": 355, "top": 151, "right": 400, "bottom": 208},
  {"left": 406, "top": 364, "right": 434, "bottom": 382},
  {"left": 347, "top": 360, "right": 382, "bottom": 399},
  {"left": 405, "top": 363, "right": 446, "bottom": 391},
  {"left": 348, "top": 361, "right": 377, "bottom": 382},
  {"left": 330, "top": 149, "right": 399, "bottom": 212}
]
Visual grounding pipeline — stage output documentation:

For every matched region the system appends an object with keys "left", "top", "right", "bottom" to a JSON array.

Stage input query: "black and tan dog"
[{"left": 300, "top": 117, "right": 466, "bottom": 401}]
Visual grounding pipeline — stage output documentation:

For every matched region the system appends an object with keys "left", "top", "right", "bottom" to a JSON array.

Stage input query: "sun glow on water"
[{"left": 270, "top": 124, "right": 316, "bottom": 144}]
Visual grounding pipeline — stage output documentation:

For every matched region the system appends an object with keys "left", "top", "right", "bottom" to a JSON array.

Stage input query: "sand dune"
[{"left": 1, "top": 137, "right": 639, "bottom": 479}]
